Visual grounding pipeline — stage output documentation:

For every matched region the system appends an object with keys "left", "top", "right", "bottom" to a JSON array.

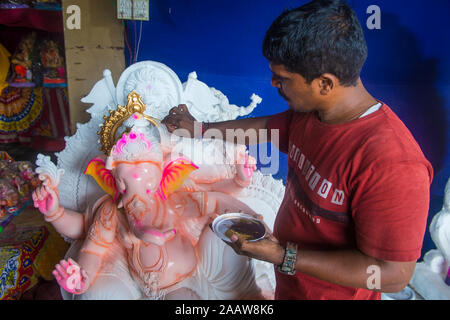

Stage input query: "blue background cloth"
[{"left": 124, "top": 0, "right": 449, "bottom": 259}]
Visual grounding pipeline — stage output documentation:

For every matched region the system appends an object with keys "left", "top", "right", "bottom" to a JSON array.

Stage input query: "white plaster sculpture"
[
  {"left": 36, "top": 61, "right": 284, "bottom": 300},
  {"left": 410, "top": 177, "right": 450, "bottom": 299}
]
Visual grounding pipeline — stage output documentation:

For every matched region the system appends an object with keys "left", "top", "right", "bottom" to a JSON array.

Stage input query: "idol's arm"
[
  {"left": 32, "top": 184, "right": 85, "bottom": 240},
  {"left": 204, "top": 191, "right": 261, "bottom": 219}
]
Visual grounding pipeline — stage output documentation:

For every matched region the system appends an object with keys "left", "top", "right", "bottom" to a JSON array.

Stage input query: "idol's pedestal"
[
  {"left": 388, "top": 177, "right": 450, "bottom": 300},
  {"left": 410, "top": 259, "right": 449, "bottom": 300}
]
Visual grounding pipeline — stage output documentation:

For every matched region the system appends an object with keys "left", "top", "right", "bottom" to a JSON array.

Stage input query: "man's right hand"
[
  {"left": 161, "top": 104, "right": 198, "bottom": 135},
  {"left": 162, "top": 104, "right": 272, "bottom": 145}
]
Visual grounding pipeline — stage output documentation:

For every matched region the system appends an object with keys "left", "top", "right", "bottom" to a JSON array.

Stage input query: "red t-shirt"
[{"left": 267, "top": 104, "right": 433, "bottom": 300}]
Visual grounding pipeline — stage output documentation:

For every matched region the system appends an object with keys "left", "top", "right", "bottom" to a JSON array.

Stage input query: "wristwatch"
[{"left": 277, "top": 242, "right": 297, "bottom": 275}]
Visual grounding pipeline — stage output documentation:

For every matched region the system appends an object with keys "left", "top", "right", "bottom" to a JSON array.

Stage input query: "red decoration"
[{"left": 0, "top": 8, "right": 63, "bottom": 33}]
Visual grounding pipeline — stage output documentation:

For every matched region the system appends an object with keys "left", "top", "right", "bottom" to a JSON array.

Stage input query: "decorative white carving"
[
  {"left": 56, "top": 120, "right": 105, "bottom": 214},
  {"left": 35, "top": 154, "right": 64, "bottom": 186},
  {"left": 115, "top": 62, "right": 262, "bottom": 123},
  {"left": 182, "top": 71, "right": 262, "bottom": 123},
  {"left": 116, "top": 61, "right": 183, "bottom": 121},
  {"left": 81, "top": 69, "right": 117, "bottom": 120},
  {"left": 423, "top": 250, "right": 446, "bottom": 274},
  {"left": 410, "top": 177, "right": 450, "bottom": 300},
  {"left": 430, "top": 178, "right": 450, "bottom": 271},
  {"left": 57, "top": 68, "right": 118, "bottom": 214},
  {"left": 382, "top": 287, "right": 418, "bottom": 300}
]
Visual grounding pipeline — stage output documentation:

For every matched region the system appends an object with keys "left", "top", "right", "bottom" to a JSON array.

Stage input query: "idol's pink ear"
[
  {"left": 157, "top": 158, "right": 199, "bottom": 200},
  {"left": 84, "top": 157, "right": 119, "bottom": 201}
]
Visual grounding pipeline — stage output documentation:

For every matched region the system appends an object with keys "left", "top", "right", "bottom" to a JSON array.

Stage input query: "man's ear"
[{"left": 315, "top": 73, "right": 338, "bottom": 95}]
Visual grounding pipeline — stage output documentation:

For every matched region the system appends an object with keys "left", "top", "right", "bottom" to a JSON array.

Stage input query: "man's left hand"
[{"left": 227, "top": 225, "right": 285, "bottom": 266}]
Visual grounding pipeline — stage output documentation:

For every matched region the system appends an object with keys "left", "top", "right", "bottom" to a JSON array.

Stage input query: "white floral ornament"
[{"left": 35, "top": 153, "right": 65, "bottom": 186}]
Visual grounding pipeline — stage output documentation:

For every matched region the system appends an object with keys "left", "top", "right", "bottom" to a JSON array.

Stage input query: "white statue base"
[
  {"left": 410, "top": 251, "right": 450, "bottom": 300},
  {"left": 381, "top": 286, "right": 421, "bottom": 300},
  {"left": 408, "top": 177, "right": 450, "bottom": 300}
]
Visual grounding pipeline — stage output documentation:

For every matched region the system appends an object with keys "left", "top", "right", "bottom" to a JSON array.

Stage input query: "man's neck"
[{"left": 317, "top": 80, "right": 378, "bottom": 125}]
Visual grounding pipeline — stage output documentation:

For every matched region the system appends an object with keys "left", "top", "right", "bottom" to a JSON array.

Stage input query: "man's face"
[{"left": 269, "top": 63, "right": 318, "bottom": 113}]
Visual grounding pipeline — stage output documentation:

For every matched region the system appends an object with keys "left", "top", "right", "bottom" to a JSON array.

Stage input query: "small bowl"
[{"left": 212, "top": 213, "right": 266, "bottom": 243}]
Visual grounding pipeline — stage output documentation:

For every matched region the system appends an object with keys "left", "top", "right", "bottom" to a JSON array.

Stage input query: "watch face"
[{"left": 212, "top": 213, "right": 266, "bottom": 243}]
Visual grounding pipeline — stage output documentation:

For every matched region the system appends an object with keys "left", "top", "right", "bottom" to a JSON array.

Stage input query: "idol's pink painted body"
[{"left": 32, "top": 128, "right": 257, "bottom": 297}]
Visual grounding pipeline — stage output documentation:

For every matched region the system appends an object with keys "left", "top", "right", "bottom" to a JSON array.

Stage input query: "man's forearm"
[
  {"left": 287, "top": 249, "right": 414, "bottom": 293},
  {"left": 226, "top": 218, "right": 414, "bottom": 292},
  {"left": 294, "top": 249, "right": 382, "bottom": 290},
  {"left": 204, "top": 116, "right": 271, "bottom": 145}
]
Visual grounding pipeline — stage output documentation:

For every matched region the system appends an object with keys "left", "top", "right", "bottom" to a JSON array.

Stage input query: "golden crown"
[{"left": 97, "top": 91, "right": 159, "bottom": 155}]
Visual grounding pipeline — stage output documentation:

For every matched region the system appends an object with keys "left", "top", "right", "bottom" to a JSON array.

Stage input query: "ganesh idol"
[{"left": 31, "top": 92, "right": 264, "bottom": 300}]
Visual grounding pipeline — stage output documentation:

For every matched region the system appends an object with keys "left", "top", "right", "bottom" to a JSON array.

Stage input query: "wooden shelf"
[{"left": 0, "top": 8, "right": 63, "bottom": 33}]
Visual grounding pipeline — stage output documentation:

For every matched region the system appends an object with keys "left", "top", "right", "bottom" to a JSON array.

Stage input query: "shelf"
[{"left": 0, "top": 8, "right": 63, "bottom": 33}]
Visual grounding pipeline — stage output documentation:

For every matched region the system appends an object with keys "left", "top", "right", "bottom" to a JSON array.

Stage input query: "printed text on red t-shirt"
[
  {"left": 290, "top": 143, "right": 345, "bottom": 205},
  {"left": 288, "top": 143, "right": 350, "bottom": 225}
]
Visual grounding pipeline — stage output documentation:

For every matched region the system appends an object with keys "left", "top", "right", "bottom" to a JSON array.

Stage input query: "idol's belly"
[{"left": 133, "top": 235, "right": 197, "bottom": 289}]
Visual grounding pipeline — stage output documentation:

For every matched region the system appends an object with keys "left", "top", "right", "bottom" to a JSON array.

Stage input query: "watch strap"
[{"left": 277, "top": 241, "right": 297, "bottom": 275}]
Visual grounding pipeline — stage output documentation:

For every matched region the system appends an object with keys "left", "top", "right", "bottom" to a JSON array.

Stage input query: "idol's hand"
[
  {"left": 161, "top": 104, "right": 197, "bottom": 135},
  {"left": 32, "top": 184, "right": 59, "bottom": 216},
  {"left": 53, "top": 258, "right": 88, "bottom": 295},
  {"left": 180, "top": 178, "right": 207, "bottom": 192},
  {"left": 236, "top": 152, "right": 257, "bottom": 182}
]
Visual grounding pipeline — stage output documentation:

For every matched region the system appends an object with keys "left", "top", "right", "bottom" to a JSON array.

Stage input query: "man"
[{"left": 162, "top": 0, "right": 433, "bottom": 300}]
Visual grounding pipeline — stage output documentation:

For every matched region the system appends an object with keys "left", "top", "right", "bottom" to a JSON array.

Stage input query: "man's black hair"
[{"left": 262, "top": 0, "right": 367, "bottom": 87}]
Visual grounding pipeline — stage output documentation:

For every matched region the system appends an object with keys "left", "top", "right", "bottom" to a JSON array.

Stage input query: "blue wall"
[{"left": 125, "top": 0, "right": 450, "bottom": 259}]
